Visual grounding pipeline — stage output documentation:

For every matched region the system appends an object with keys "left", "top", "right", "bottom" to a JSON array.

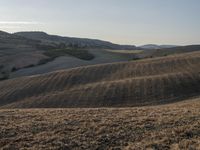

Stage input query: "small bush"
[
  {"left": 24, "top": 64, "right": 35, "bottom": 68},
  {"left": 11, "top": 67, "right": 19, "bottom": 72}
]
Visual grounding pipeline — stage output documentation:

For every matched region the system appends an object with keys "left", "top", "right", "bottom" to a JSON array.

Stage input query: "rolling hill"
[
  {"left": 10, "top": 49, "right": 137, "bottom": 78},
  {"left": 0, "top": 30, "right": 140, "bottom": 80},
  {"left": 0, "top": 51, "right": 199, "bottom": 108},
  {"left": 1, "top": 30, "right": 200, "bottom": 81}
]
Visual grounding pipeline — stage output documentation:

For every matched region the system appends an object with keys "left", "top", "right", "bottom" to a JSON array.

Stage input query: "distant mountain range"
[
  {"left": 14, "top": 31, "right": 137, "bottom": 50},
  {"left": 0, "top": 30, "right": 187, "bottom": 51}
]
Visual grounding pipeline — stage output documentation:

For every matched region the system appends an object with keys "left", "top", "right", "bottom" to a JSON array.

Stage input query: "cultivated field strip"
[{"left": 0, "top": 51, "right": 200, "bottom": 108}]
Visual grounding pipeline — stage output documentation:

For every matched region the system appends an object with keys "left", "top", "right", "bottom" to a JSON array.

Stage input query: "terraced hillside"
[{"left": 0, "top": 51, "right": 200, "bottom": 108}]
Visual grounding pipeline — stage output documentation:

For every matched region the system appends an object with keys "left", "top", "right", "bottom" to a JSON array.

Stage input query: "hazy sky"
[{"left": 0, "top": 0, "right": 200, "bottom": 45}]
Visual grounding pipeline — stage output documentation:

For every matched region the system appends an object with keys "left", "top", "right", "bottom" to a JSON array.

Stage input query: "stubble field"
[{"left": 1, "top": 97, "right": 200, "bottom": 150}]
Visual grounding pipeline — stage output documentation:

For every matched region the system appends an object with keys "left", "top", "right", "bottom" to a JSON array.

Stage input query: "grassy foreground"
[{"left": 1, "top": 97, "right": 200, "bottom": 150}]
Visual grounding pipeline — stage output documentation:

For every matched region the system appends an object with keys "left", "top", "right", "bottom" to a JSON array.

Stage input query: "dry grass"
[
  {"left": 0, "top": 51, "right": 200, "bottom": 108},
  {"left": 1, "top": 97, "right": 200, "bottom": 150}
]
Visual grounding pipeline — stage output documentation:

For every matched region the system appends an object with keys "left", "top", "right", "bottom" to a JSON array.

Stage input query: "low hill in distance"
[
  {"left": 139, "top": 44, "right": 177, "bottom": 49},
  {"left": 151, "top": 45, "right": 200, "bottom": 57},
  {"left": 0, "top": 51, "right": 199, "bottom": 108}
]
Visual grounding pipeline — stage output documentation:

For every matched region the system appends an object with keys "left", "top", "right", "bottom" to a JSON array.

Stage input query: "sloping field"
[
  {"left": 0, "top": 51, "right": 200, "bottom": 108},
  {"left": 10, "top": 49, "right": 134, "bottom": 78},
  {"left": 1, "top": 97, "right": 200, "bottom": 149}
]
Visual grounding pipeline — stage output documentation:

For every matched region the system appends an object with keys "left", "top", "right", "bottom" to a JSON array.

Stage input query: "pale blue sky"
[{"left": 0, "top": 0, "right": 200, "bottom": 45}]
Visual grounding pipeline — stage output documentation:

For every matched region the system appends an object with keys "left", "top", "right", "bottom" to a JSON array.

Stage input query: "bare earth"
[{"left": 1, "top": 97, "right": 200, "bottom": 150}]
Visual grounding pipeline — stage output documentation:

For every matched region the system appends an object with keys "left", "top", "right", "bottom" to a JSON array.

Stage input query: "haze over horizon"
[{"left": 0, "top": 0, "right": 200, "bottom": 46}]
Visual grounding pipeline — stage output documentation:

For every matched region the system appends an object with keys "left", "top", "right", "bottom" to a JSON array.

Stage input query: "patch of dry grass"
[{"left": 1, "top": 97, "right": 200, "bottom": 149}]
